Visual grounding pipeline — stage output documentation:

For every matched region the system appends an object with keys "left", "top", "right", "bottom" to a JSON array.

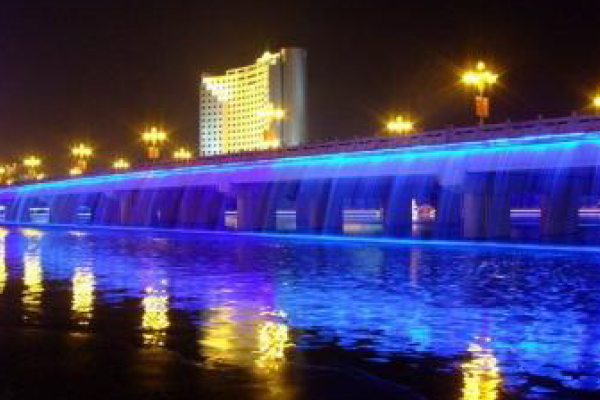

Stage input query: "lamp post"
[
  {"left": 461, "top": 61, "right": 498, "bottom": 125},
  {"left": 593, "top": 95, "right": 600, "bottom": 115},
  {"left": 71, "top": 143, "right": 93, "bottom": 172},
  {"left": 69, "top": 167, "right": 82, "bottom": 176},
  {"left": 23, "top": 156, "right": 42, "bottom": 181},
  {"left": 113, "top": 158, "right": 130, "bottom": 171},
  {"left": 385, "top": 115, "right": 414, "bottom": 136},
  {"left": 173, "top": 147, "right": 193, "bottom": 161},
  {"left": 141, "top": 127, "right": 168, "bottom": 160},
  {"left": 0, "top": 163, "right": 17, "bottom": 185}
]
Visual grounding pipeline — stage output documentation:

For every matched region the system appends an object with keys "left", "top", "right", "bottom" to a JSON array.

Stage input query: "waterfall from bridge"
[{"left": 1, "top": 116, "right": 600, "bottom": 241}]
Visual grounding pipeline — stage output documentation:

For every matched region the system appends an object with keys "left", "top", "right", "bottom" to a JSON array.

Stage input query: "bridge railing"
[
  {"left": 5, "top": 114, "right": 600, "bottom": 188},
  {"left": 76, "top": 114, "right": 600, "bottom": 174}
]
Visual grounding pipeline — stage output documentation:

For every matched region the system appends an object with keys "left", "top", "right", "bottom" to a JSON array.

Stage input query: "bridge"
[{"left": 2, "top": 114, "right": 600, "bottom": 239}]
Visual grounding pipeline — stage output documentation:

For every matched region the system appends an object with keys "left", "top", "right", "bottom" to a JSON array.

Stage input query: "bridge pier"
[
  {"left": 236, "top": 184, "right": 279, "bottom": 231},
  {"left": 177, "top": 187, "right": 225, "bottom": 229},
  {"left": 4, "top": 199, "right": 21, "bottom": 222},
  {"left": 540, "top": 180, "right": 581, "bottom": 237},
  {"left": 49, "top": 194, "right": 80, "bottom": 224},
  {"left": 382, "top": 179, "right": 413, "bottom": 237},
  {"left": 296, "top": 181, "right": 344, "bottom": 234},
  {"left": 434, "top": 186, "right": 462, "bottom": 236},
  {"left": 149, "top": 188, "right": 183, "bottom": 227},
  {"left": 94, "top": 193, "right": 124, "bottom": 225},
  {"left": 463, "top": 174, "right": 511, "bottom": 239}
]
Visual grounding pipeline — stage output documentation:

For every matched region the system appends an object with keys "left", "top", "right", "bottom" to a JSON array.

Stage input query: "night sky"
[{"left": 1, "top": 0, "right": 600, "bottom": 172}]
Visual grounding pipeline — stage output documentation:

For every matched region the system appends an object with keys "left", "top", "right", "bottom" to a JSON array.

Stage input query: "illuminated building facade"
[{"left": 199, "top": 48, "right": 307, "bottom": 155}]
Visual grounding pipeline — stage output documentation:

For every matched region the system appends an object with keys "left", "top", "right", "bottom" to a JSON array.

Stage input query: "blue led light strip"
[
  {"left": 2, "top": 221, "right": 600, "bottom": 254},
  {"left": 4, "top": 129, "right": 600, "bottom": 193}
]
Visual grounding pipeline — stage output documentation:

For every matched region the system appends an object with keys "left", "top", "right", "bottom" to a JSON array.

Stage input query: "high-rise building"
[{"left": 199, "top": 48, "right": 307, "bottom": 156}]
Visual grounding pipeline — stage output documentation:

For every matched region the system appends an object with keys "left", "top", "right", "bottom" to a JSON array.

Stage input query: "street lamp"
[
  {"left": 23, "top": 156, "right": 41, "bottom": 180},
  {"left": 141, "top": 126, "right": 168, "bottom": 160},
  {"left": 113, "top": 158, "right": 130, "bottom": 171},
  {"left": 386, "top": 115, "right": 414, "bottom": 136},
  {"left": 593, "top": 95, "right": 600, "bottom": 114},
  {"left": 70, "top": 167, "right": 82, "bottom": 176},
  {"left": 173, "top": 147, "right": 193, "bottom": 161},
  {"left": 71, "top": 143, "right": 93, "bottom": 172},
  {"left": 0, "top": 163, "right": 17, "bottom": 185},
  {"left": 461, "top": 61, "right": 499, "bottom": 125}
]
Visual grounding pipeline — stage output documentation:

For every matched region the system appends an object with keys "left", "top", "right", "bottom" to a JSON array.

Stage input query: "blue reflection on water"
[{"left": 1, "top": 226, "right": 600, "bottom": 397}]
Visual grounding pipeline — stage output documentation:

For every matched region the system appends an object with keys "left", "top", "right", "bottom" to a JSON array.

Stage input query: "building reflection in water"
[
  {"left": 72, "top": 266, "right": 95, "bottom": 325},
  {"left": 141, "top": 279, "right": 170, "bottom": 347},
  {"left": 461, "top": 338, "right": 501, "bottom": 400},
  {"left": 22, "top": 229, "right": 44, "bottom": 322}
]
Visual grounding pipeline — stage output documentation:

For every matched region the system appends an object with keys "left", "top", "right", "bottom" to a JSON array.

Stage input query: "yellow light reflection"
[
  {"left": 141, "top": 281, "right": 170, "bottom": 347},
  {"left": 0, "top": 258, "right": 5, "bottom": 295},
  {"left": 72, "top": 266, "right": 95, "bottom": 325},
  {"left": 23, "top": 247, "right": 43, "bottom": 322},
  {"left": 256, "top": 319, "right": 293, "bottom": 372},
  {"left": 201, "top": 307, "right": 242, "bottom": 366},
  {"left": 0, "top": 228, "right": 7, "bottom": 294},
  {"left": 200, "top": 308, "right": 293, "bottom": 371},
  {"left": 461, "top": 340, "right": 501, "bottom": 400},
  {"left": 21, "top": 228, "right": 44, "bottom": 238}
]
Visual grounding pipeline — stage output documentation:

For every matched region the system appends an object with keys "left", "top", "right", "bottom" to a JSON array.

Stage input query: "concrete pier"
[
  {"left": 296, "top": 181, "right": 344, "bottom": 234},
  {"left": 236, "top": 184, "right": 279, "bottom": 231},
  {"left": 540, "top": 181, "right": 581, "bottom": 237},
  {"left": 463, "top": 174, "right": 511, "bottom": 239},
  {"left": 177, "top": 187, "right": 225, "bottom": 229}
]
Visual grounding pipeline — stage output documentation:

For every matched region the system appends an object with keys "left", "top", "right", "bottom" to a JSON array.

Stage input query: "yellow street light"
[
  {"left": 113, "top": 158, "right": 130, "bottom": 171},
  {"left": 70, "top": 167, "right": 82, "bottom": 176},
  {"left": 173, "top": 147, "right": 193, "bottom": 161},
  {"left": 461, "top": 61, "right": 499, "bottom": 124},
  {"left": 593, "top": 95, "right": 600, "bottom": 111},
  {"left": 0, "top": 164, "right": 16, "bottom": 185},
  {"left": 141, "top": 127, "right": 168, "bottom": 160},
  {"left": 71, "top": 143, "right": 93, "bottom": 172},
  {"left": 23, "top": 156, "right": 41, "bottom": 169},
  {"left": 386, "top": 115, "right": 414, "bottom": 136},
  {"left": 23, "top": 156, "right": 42, "bottom": 180}
]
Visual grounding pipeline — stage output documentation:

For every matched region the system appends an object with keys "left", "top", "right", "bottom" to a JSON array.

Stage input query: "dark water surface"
[{"left": 0, "top": 226, "right": 599, "bottom": 399}]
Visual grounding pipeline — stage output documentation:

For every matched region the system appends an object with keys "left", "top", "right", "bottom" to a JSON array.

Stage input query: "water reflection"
[
  {"left": 198, "top": 273, "right": 294, "bottom": 398},
  {"left": 0, "top": 228, "right": 7, "bottom": 294},
  {"left": 461, "top": 339, "right": 501, "bottom": 400},
  {"left": 141, "top": 280, "right": 170, "bottom": 347},
  {"left": 201, "top": 306, "right": 249, "bottom": 366},
  {"left": 0, "top": 227, "right": 599, "bottom": 398},
  {"left": 72, "top": 266, "right": 95, "bottom": 325},
  {"left": 256, "top": 312, "right": 293, "bottom": 372},
  {"left": 22, "top": 229, "right": 44, "bottom": 322}
]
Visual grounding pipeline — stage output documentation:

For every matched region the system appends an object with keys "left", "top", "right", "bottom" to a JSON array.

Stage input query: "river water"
[{"left": 0, "top": 225, "right": 599, "bottom": 399}]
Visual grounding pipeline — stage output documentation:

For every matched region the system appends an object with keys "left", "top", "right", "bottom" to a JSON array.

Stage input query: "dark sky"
[{"left": 1, "top": 0, "right": 600, "bottom": 172}]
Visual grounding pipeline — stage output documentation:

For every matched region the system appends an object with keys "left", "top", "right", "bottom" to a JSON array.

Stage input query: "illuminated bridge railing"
[
  {"left": 144, "top": 113, "right": 600, "bottom": 169},
  {"left": 7, "top": 114, "right": 600, "bottom": 187}
]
